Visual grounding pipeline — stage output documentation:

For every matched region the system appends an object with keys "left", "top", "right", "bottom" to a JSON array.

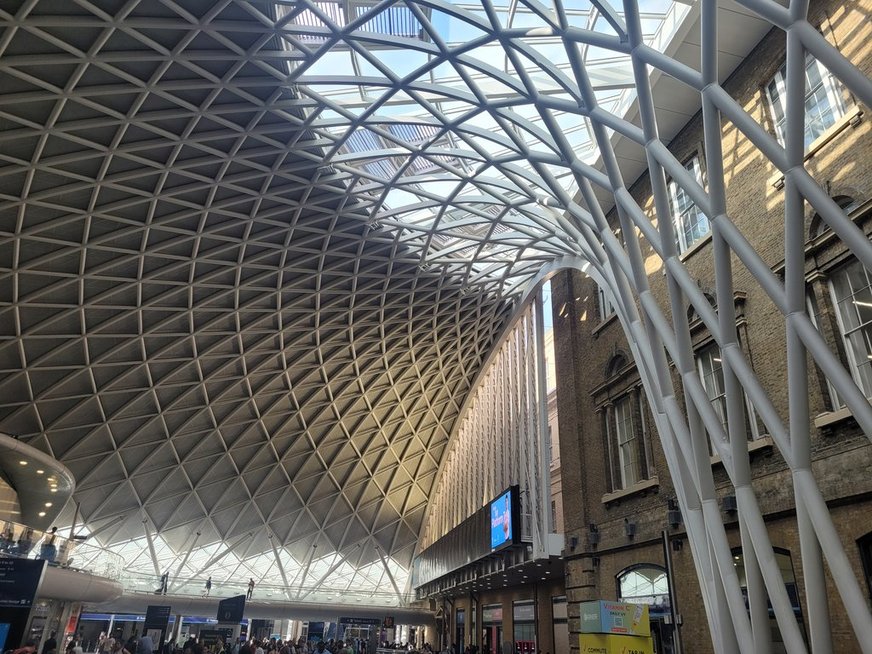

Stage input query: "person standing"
[
  {"left": 204, "top": 576, "right": 212, "bottom": 596},
  {"left": 246, "top": 578, "right": 255, "bottom": 599},
  {"left": 42, "top": 633, "right": 58, "bottom": 654},
  {"left": 137, "top": 633, "right": 155, "bottom": 654}
]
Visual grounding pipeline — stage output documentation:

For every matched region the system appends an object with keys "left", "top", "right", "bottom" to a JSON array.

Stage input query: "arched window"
[
  {"left": 810, "top": 195, "right": 861, "bottom": 238},
  {"left": 605, "top": 352, "right": 628, "bottom": 378},
  {"left": 616, "top": 564, "right": 670, "bottom": 617},
  {"left": 686, "top": 292, "right": 716, "bottom": 324}
]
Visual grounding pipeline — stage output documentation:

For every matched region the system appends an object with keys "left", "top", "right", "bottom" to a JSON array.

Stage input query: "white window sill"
[
  {"left": 661, "top": 232, "right": 714, "bottom": 277},
  {"left": 770, "top": 108, "right": 863, "bottom": 189},
  {"left": 710, "top": 434, "right": 774, "bottom": 466},
  {"left": 814, "top": 406, "right": 854, "bottom": 429},
  {"left": 602, "top": 476, "right": 659, "bottom": 504},
  {"left": 678, "top": 230, "right": 713, "bottom": 262},
  {"left": 592, "top": 311, "right": 619, "bottom": 336}
]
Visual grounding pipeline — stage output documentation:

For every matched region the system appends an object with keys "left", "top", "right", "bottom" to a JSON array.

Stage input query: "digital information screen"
[{"left": 490, "top": 489, "right": 514, "bottom": 550}]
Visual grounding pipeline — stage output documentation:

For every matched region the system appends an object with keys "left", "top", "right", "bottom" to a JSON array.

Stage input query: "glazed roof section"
[
  {"left": 0, "top": 0, "right": 697, "bottom": 603},
  {"left": 281, "top": 0, "right": 693, "bottom": 296}
]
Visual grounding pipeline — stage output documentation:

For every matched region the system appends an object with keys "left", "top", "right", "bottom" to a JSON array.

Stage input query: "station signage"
[
  {"left": 144, "top": 606, "right": 171, "bottom": 630},
  {"left": 339, "top": 618, "right": 382, "bottom": 627},
  {"left": 0, "top": 558, "right": 46, "bottom": 608},
  {"left": 217, "top": 595, "right": 246, "bottom": 623}
]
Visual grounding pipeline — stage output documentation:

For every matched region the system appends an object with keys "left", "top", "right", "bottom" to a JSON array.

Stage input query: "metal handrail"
[
  {"left": 121, "top": 570, "right": 415, "bottom": 606},
  {"left": 0, "top": 519, "right": 415, "bottom": 606},
  {"left": 0, "top": 519, "right": 124, "bottom": 579}
]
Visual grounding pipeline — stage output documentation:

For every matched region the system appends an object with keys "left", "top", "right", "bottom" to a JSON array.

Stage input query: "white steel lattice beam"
[{"left": 1, "top": 0, "right": 872, "bottom": 635}]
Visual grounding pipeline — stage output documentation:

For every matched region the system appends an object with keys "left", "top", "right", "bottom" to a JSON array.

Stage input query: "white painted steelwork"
[{"left": 0, "top": 0, "right": 870, "bottom": 646}]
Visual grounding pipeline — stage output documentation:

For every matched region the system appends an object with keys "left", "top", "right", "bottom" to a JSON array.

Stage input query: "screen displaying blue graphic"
[
  {"left": 490, "top": 489, "right": 514, "bottom": 549},
  {"left": 0, "top": 622, "right": 10, "bottom": 651}
]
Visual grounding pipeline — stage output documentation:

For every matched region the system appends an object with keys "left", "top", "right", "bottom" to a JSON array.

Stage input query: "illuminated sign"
[{"left": 489, "top": 486, "right": 519, "bottom": 550}]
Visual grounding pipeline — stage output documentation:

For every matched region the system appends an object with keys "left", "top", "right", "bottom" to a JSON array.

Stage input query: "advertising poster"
[
  {"left": 489, "top": 488, "right": 518, "bottom": 550},
  {"left": 579, "top": 633, "right": 653, "bottom": 654},
  {"left": 580, "top": 601, "right": 650, "bottom": 637}
]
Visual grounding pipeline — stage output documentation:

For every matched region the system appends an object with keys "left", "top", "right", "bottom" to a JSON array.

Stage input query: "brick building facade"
[{"left": 551, "top": 0, "right": 872, "bottom": 651}]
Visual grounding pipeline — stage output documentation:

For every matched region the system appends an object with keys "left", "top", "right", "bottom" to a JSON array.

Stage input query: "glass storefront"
[
  {"left": 481, "top": 605, "right": 502, "bottom": 654},
  {"left": 512, "top": 601, "right": 535, "bottom": 654}
]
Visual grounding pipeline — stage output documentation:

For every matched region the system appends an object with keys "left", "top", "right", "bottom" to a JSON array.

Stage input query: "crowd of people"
[
  {"left": 13, "top": 633, "right": 437, "bottom": 654},
  {"left": 91, "top": 634, "right": 372, "bottom": 654}
]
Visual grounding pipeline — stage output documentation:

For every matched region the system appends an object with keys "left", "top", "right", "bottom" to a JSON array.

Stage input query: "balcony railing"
[
  {"left": 121, "top": 570, "right": 415, "bottom": 607},
  {"left": 0, "top": 519, "right": 124, "bottom": 579}
]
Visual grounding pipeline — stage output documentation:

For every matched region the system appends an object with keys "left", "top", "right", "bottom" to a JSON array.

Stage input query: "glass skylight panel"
[
  {"left": 280, "top": 0, "right": 696, "bottom": 295},
  {"left": 349, "top": 1, "right": 430, "bottom": 40},
  {"left": 282, "top": 1, "right": 344, "bottom": 44},
  {"left": 358, "top": 48, "right": 431, "bottom": 78}
]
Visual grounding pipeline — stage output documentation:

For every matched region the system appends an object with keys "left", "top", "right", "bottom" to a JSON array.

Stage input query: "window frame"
[
  {"left": 667, "top": 155, "right": 710, "bottom": 253},
  {"left": 598, "top": 283, "right": 616, "bottom": 321},
  {"left": 764, "top": 53, "right": 847, "bottom": 149},
  {"left": 695, "top": 341, "right": 761, "bottom": 448},
  {"left": 827, "top": 259, "right": 872, "bottom": 400},
  {"left": 614, "top": 394, "right": 639, "bottom": 488}
]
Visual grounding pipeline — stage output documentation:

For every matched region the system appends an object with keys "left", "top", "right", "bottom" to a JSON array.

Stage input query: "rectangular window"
[
  {"left": 696, "top": 343, "right": 760, "bottom": 446},
  {"left": 829, "top": 260, "right": 872, "bottom": 398},
  {"left": 598, "top": 284, "right": 616, "bottom": 320},
  {"left": 697, "top": 343, "right": 729, "bottom": 436},
  {"left": 668, "top": 156, "right": 710, "bottom": 253},
  {"left": 806, "top": 291, "right": 843, "bottom": 409},
  {"left": 765, "top": 54, "right": 846, "bottom": 149},
  {"left": 614, "top": 395, "right": 639, "bottom": 488}
]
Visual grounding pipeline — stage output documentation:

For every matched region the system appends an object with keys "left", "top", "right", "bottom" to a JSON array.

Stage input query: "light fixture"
[
  {"left": 44, "top": 502, "right": 52, "bottom": 507},
  {"left": 36, "top": 469, "right": 44, "bottom": 474},
  {"left": 38, "top": 511, "right": 45, "bottom": 517},
  {"left": 667, "top": 498, "right": 683, "bottom": 528},
  {"left": 588, "top": 523, "right": 600, "bottom": 546},
  {"left": 624, "top": 518, "right": 637, "bottom": 539},
  {"left": 19, "top": 461, "right": 27, "bottom": 466},
  {"left": 50, "top": 489, "right": 57, "bottom": 493}
]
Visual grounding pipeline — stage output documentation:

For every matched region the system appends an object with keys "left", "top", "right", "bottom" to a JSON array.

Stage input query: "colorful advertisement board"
[
  {"left": 489, "top": 486, "right": 519, "bottom": 550},
  {"left": 579, "top": 633, "right": 654, "bottom": 654},
  {"left": 579, "top": 601, "right": 650, "bottom": 637}
]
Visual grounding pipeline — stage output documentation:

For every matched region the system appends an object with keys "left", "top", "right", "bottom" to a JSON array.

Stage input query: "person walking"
[{"left": 246, "top": 578, "right": 255, "bottom": 599}]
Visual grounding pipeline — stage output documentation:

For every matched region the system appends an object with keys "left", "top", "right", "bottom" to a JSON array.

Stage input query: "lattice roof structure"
[{"left": 2, "top": 4, "right": 872, "bottom": 648}]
